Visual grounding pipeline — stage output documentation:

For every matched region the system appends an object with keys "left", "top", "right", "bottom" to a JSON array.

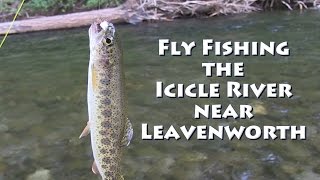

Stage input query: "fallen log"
[
  {"left": 1, "top": 0, "right": 318, "bottom": 35},
  {"left": 0, "top": 7, "right": 128, "bottom": 35}
]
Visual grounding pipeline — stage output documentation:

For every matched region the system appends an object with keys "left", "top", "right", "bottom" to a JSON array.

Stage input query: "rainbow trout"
[{"left": 79, "top": 20, "right": 133, "bottom": 180}]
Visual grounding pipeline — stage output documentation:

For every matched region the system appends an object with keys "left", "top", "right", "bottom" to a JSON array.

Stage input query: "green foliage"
[
  {"left": 0, "top": 0, "right": 19, "bottom": 14},
  {"left": 24, "top": 0, "right": 77, "bottom": 14},
  {"left": 0, "top": 0, "right": 124, "bottom": 20},
  {"left": 24, "top": 0, "right": 56, "bottom": 12},
  {"left": 86, "top": 0, "right": 106, "bottom": 8},
  {"left": 85, "top": 0, "right": 123, "bottom": 8}
]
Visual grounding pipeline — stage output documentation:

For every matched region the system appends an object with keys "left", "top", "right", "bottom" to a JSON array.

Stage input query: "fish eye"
[{"left": 105, "top": 38, "right": 112, "bottom": 44}]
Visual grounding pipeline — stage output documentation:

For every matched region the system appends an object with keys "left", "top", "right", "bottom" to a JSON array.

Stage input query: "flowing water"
[{"left": 1, "top": 10, "right": 320, "bottom": 180}]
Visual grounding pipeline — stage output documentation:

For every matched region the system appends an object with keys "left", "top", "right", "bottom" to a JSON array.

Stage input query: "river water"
[{"left": 1, "top": 10, "right": 320, "bottom": 180}]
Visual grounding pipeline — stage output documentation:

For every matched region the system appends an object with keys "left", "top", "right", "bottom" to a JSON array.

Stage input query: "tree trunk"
[{"left": 0, "top": 7, "right": 128, "bottom": 35}]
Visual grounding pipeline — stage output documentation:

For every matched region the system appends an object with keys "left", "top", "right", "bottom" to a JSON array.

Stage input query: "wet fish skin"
[{"left": 84, "top": 20, "right": 132, "bottom": 180}]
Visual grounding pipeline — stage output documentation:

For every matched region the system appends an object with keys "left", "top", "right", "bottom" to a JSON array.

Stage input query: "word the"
[{"left": 202, "top": 62, "right": 244, "bottom": 77}]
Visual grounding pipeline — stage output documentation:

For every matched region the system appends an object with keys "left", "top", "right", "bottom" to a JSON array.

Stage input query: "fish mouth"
[{"left": 89, "top": 20, "right": 115, "bottom": 46}]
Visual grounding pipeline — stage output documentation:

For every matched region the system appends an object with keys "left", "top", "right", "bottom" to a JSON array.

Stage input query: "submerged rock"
[
  {"left": 240, "top": 171, "right": 251, "bottom": 180},
  {"left": 26, "top": 169, "right": 51, "bottom": 180},
  {"left": 295, "top": 169, "right": 320, "bottom": 180},
  {"left": 261, "top": 153, "right": 281, "bottom": 164},
  {"left": 0, "top": 124, "right": 8, "bottom": 133},
  {"left": 312, "top": 164, "right": 320, "bottom": 174},
  {"left": 159, "top": 157, "right": 175, "bottom": 174},
  {"left": 183, "top": 152, "right": 207, "bottom": 162},
  {"left": 281, "top": 163, "right": 303, "bottom": 175},
  {"left": 251, "top": 101, "right": 267, "bottom": 115}
]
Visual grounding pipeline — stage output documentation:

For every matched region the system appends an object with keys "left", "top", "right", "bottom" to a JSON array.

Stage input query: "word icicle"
[{"left": 156, "top": 82, "right": 293, "bottom": 98}]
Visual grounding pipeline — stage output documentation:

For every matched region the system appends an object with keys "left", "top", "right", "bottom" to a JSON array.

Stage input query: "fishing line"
[{"left": 0, "top": 0, "right": 25, "bottom": 48}]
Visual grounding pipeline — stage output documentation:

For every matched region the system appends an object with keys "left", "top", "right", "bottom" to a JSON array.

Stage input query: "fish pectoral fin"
[
  {"left": 121, "top": 118, "right": 133, "bottom": 146},
  {"left": 91, "top": 161, "right": 100, "bottom": 175},
  {"left": 79, "top": 121, "right": 90, "bottom": 139}
]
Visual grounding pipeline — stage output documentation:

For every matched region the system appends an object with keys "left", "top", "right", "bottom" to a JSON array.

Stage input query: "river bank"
[{"left": 0, "top": 0, "right": 318, "bottom": 35}]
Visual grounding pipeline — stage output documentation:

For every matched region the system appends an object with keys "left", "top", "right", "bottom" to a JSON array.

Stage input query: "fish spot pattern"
[
  {"left": 102, "top": 110, "right": 112, "bottom": 118},
  {"left": 91, "top": 36, "right": 126, "bottom": 179}
]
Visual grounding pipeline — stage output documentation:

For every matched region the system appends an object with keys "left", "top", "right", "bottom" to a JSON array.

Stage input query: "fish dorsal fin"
[
  {"left": 92, "top": 161, "right": 100, "bottom": 175},
  {"left": 121, "top": 118, "right": 133, "bottom": 146}
]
